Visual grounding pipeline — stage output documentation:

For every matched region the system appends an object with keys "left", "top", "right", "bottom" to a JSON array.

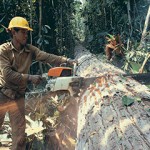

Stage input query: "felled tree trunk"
[
  {"left": 74, "top": 43, "right": 150, "bottom": 150},
  {"left": 25, "top": 43, "right": 150, "bottom": 150}
]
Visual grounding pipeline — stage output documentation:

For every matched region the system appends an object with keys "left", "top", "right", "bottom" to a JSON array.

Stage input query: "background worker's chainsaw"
[{"left": 45, "top": 63, "right": 150, "bottom": 96}]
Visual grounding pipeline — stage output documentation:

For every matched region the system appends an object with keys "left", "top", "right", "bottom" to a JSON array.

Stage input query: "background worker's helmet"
[{"left": 8, "top": 16, "right": 33, "bottom": 31}]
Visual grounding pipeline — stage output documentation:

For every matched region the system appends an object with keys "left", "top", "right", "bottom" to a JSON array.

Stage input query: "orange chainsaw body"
[{"left": 48, "top": 67, "right": 72, "bottom": 77}]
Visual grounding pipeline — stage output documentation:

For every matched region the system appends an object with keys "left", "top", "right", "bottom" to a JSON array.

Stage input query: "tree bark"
[
  {"left": 75, "top": 43, "right": 150, "bottom": 150},
  {"left": 38, "top": 0, "right": 43, "bottom": 74},
  {"left": 127, "top": 0, "right": 133, "bottom": 37},
  {"left": 29, "top": 0, "right": 33, "bottom": 44}
]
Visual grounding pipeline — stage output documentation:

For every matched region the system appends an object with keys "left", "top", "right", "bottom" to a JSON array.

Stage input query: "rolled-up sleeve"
[
  {"left": 30, "top": 45, "right": 68, "bottom": 65},
  {"left": 0, "top": 48, "right": 28, "bottom": 87}
]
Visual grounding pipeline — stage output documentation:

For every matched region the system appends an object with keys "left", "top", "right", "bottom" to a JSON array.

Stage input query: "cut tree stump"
[{"left": 74, "top": 43, "right": 150, "bottom": 150}]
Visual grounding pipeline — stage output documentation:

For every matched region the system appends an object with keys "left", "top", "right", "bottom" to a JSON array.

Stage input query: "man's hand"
[
  {"left": 28, "top": 75, "right": 43, "bottom": 85},
  {"left": 67, "top": 58, "right": 78, "bottom": 66}
]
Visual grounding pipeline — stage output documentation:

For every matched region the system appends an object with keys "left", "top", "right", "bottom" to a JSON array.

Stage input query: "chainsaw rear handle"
[{"left": 73, "top": 62, "right": 77, "bottom": 76}]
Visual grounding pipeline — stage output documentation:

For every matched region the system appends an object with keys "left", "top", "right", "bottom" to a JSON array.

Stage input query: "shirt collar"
[{"left": 10, "top": 41, "right": 30, "bottom": 53}]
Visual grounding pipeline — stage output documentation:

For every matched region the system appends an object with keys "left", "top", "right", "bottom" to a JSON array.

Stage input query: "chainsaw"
[
  {"left": 45, "top": 63, "right": 150, "bottom": 96},
  {"left": 45, "top": 63, "right": 82, "bottom": 96}
]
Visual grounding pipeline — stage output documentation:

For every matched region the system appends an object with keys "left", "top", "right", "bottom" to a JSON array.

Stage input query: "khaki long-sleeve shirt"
[{"left": 0, "top": 41, "right": 68, "bottom": 99}]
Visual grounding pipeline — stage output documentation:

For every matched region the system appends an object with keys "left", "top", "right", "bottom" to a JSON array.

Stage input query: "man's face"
[{"left": 13, "top": 28, "right": 29, "bottom": 46}]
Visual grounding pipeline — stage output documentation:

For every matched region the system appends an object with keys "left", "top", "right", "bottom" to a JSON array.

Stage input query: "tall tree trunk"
[
  {"left": 38, "top": 0, "right": 43, "bottom": 74},
  {"left": 139, "top": 5, "right": 150, "bottom": 49},
  {"left": 127, "top": 0, "right": 133, "bottom": 37},
  {"left": 60, "top": 6, "right": 63, "bottom": 53},
  {"left": 29, "top": 0, "right": 33, "bottom": 44}
]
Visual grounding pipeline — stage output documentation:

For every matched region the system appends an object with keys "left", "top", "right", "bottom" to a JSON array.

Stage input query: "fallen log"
[{"left": 74, "top": 43, "right": 150, "bottom": 150}]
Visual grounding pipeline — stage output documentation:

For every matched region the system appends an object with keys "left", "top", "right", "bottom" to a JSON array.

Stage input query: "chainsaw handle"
[
  {"left": 60, "top": 63, "right": 67, "bottom": 67},
  {"left": 73, "top": 62, "right": 77, "bottom": 76},
  {"left": 59, "top": 61, "right": 78, "bottom": 76}
]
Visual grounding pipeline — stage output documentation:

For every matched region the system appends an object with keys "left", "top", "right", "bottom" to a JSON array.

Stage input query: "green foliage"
[
  {"left": 35, "top": 25, "right": 51, "bottom": 47},
  {"left": 122, "top": 95, "right": 141, "bottom": 106},
  {"left": 81, "top": 0, "right": 149, "bottom": 54},
  {"left": 54, "top": 0, "right": 75, "bottom": 56},
  {"left": 123, "top": 44, "right": 150, "bottom": 73},
  {"left": 122, "top": 95, "right": 134, "bottom": 106},
  {"left": 129, "top": 62, "right": 143, "bottom": 73},
  {"left": 0, "top": 28, "right": 4, "bottom": 33}
]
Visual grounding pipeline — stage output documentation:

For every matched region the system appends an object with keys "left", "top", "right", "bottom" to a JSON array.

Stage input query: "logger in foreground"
[{"left": 0, "top": 16, "right": 77, "bottom": 150}]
